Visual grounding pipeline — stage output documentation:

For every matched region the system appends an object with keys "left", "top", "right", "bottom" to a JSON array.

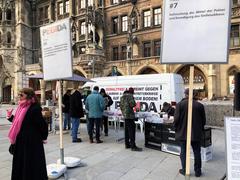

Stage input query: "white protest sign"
[
  {"left": 225, "top": 117, "right": 240, "bottom": 180},
  {"left": 40, "top": 18, "right": 73, "bottom": 80},
  {"left": 104, "top": 85, "right": 163, "bottom": 112},
  {"left": 161, "top": 0, "right": 231, "bottom": 64}
]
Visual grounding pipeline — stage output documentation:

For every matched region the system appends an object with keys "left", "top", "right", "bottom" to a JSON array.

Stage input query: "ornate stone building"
[{"left": 0, "top": 0, "right": 239, "bottom": 103}]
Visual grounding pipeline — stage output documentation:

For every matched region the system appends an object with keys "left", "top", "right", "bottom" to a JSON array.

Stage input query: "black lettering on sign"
[
  {"left": 149, "top": 102, "right": 157, "bottom": 112},
  {"left": 113, "top": 96, "right": 119, "bottom": 100}
]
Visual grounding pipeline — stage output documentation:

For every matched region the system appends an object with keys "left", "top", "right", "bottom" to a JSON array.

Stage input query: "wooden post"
[
  {"left": 185, "top": 65, "right": 194, "bottom": 179},
  {"left": 58, "top": 80, "right": 64, "bottom": 164}
]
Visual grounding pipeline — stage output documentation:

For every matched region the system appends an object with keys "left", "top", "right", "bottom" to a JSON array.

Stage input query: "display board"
[
  {"left": 161, "top": 0, "right": 231, "bottom": 64},
  {"left": 104, "top": 85, "right": 163, "bottom": 112},
  {"left": 40, "top": 18, "right": 73, "bottom": 80},
  {"left": 225, "top": 117, "right": 240, "bottom": 180}
]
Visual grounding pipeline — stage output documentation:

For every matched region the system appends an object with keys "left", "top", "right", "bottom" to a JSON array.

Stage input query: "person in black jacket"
[
  {"left": 63, "top": 90, "right": 71, "bottom": 130},
  {"left": 100, "top": 88, "right": 113, "bottom": 136},
  {"left": 69, "top": 87, "right": 84, "bottom": 143},
  {"left": 7, "top": 88, "right": 48, "bottom": 180},
  {"left": 161, "top": 102, "right": 175, "bottom": 117},
  {"left": 173, "top": 88, "right": 206, "bottom": 177}
]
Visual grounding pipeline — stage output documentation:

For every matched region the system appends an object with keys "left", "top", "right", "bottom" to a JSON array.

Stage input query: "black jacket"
[
  {"left": 9, "top": 103, "right": 48, "bottom": 180},
  {"left": 69, "top": 90, "right": 84, "bottom": 118},
  {"left": 102, "top": 94, "right": 113, "bottom": 110},
  {"left": 173, "top": 98, "right": 206, "bottom": 141},
  {"left": 62, "top": 93, "right": 70, "bottom": 113}
]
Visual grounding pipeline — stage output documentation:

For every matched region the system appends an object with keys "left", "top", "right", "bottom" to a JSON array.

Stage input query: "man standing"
[
  {"left": 85, "top": 86, "right": 105, "bottom": 143},
  {"left": 173, "top": 89, "right": 206, "bottom": 177},
  {"left": 120, "top": 87, "right": 142, "bottom": 151},
  {"left": 100, "top": 88, "right": 113, "bottom": 136},
  {"left": 69, "top": 87, "right": 84, "bottom": 143},
  {"left": 63, "top": 90, "right": 71, "bottom": 130}
]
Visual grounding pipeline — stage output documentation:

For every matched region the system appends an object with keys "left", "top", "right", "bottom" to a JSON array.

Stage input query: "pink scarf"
[{"left": 8, "top": 99, "right": 33, "bottom": 144}]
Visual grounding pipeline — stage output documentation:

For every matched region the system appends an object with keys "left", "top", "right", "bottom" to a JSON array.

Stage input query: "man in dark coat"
[
  {"left": 173, "top": 88, "right": 206, "bottom": 177},
  {"left": 63, "top": 89, "right": 71, "bottom": 130},
  {"left": 100, "top": 88, "right": 113, "bottom": 136},
  {"left": 69, "top": 87, "right": 84, "bottom": 143}
]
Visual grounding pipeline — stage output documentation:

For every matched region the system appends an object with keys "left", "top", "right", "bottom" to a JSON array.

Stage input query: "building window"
[
  {"left": 58, "top": 2, "right": 64, "bottom": 15},
  {"left": 44, "top": 6, "right": 49, "bottom": 19},
  {"left": 121, "top": 45, "right": 127, "bottom": 60},
  {"left": 65, "top": 0, "right": 69, "bottom": 13},
  {"left": 80, "top": 21, "right": 86, "bottom": 35},
  {"left": 6, "top": 9, "right": 11, "bottom": 21},
  {"left": 112, "top": 17, "right": 118, "bottom": 34},
  {"left": 112, "top": 47, "right": 119, "bottom": 61},
  {"left": 233, "top": 0, "right": 239, "bottom": 6},
  {"left": 121, "top": 16, "right": 128, "bottom": 32},
  {"left": 154, "top": 40, "right": 161, "bottom": 56},
  {"left": 143, "top": 10, "right": 151, "bottom": 28},
  {"left": 143, "top": 42, "right": 151, "bottom": 57},
  {"left": 0, "top": 9, "right": 2, "bottom": 21},
  {"left": 99, "top": 0, "right": 103, "bottom": 7},
  {"left": 231, "top": 25, "right": 240, "bottom": 47},
  {"left": 112, "top": 0, "right": 119, "bottom": 4},
  {"left": 7, "top": 32, "right": 11, "bottom": 44},
  {"left": 154, "top": 8, "right": 161, "bottom": 26},
  {"left": 80, "top": 0, "right": 86, "bottom": 8},
  {"left": 39, "top": 7, "right": 44, "bottom": 20}
]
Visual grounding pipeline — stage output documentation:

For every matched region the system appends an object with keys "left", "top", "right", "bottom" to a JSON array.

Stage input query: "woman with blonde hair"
[{"left": 7, "top": 88, "right": 48, "bottom": 180}]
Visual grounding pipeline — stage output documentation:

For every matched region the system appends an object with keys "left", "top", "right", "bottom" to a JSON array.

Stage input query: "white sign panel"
[
  {"left": 103, "top": 85, "right": 164, "bottom": 112},
  {"left": 225, "top": 117, "right": 240, "bottom": 180},
  {"left": 40, "top": 18, "right": 73, "bottom": 80},
  {"left": 161, "top": 0, "right": 231, "bottom": 64}
]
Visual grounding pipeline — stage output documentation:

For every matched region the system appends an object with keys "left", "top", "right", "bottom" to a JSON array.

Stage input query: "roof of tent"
[{"left": 26, "top": 74, "right": 94, "bottom": 82}]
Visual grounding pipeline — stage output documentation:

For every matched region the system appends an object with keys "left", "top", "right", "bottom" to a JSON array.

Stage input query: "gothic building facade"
[{"left": 0, "top": 0, "right": 239, "bottom": 103}]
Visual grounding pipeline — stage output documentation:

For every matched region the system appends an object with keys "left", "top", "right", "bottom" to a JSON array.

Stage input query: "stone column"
[
  {"left": 40, "top": 80, "right": 46, "bottom": 105},
  {"left": 163, "top": 64, "right": 169, "bottom": 73},
  {"left": 208, "top": 64, "right": 217, "bottom": 99},
  {"left": 14, "top": 71, "right": 24, "bottom": 102},
  {"left": 69, "top": 0, "right": 73, "bottom": 16},
  {"left": 63, "top": 81, "right": 68, "bottom": 94}
]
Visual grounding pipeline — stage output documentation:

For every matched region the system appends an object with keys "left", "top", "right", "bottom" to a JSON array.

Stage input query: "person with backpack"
[{"left": 100, "top": 88, "right": 113, "bottom": 136}]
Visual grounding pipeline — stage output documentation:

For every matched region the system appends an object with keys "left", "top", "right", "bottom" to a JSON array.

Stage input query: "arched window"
[
  {"left": 228, "top": 66, "right": 238, "bottom": 94},
  {"left": 7, "top": 32, "right": 11, "bottom": 43},
  {"left": 6, "top": 9, "right": 11, "bottom": 21}
]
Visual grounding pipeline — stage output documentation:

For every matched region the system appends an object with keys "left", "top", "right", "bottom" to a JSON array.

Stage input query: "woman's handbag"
[{"left": 9, "top": 144, "right": 15, "bottom": 155}]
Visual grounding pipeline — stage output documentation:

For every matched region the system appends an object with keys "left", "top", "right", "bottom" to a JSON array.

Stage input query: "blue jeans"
[
  {"left": 64, "top": 113, "right": 71, "bottom": 130},
  {"left": 71, "top": 117, "right": 80, "bottom": 141}
]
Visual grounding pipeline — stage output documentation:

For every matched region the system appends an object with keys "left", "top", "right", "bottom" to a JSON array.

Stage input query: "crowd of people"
[{"left": 6, "top": 86, "right": 206, "bottom": 179}]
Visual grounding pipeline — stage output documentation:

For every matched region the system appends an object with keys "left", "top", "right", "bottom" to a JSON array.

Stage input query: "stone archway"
[
  {"left": 2, "top": 77, "right": 12, "bottom": 103},
  {"left": 227, "top": 66, "right": 239, "bottom": 95},
  {"left": 135, "top": 66, "right": 159, "bottom": 75},
  {"left": 176, "top": 65, "right": 207, "bottom": 98}
]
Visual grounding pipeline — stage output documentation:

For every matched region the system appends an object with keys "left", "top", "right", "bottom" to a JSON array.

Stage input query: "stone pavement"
[{"left": 0, "top": 116, "right": 226, "bottom": 180}]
